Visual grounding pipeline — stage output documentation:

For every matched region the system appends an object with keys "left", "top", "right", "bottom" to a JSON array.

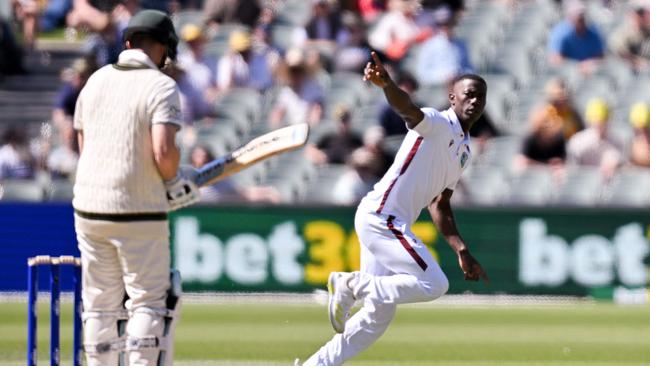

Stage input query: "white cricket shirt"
[
  {"left": 73, "top": 49, "right": 183, "bottom": 214},
  {"left": 359, "top": 107, "right": 471, "bottom": 226}
]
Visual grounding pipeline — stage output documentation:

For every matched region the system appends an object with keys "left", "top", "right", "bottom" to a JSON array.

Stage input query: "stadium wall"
[{"left": 1, "top": 204, "right": 649, "bottom": 299}]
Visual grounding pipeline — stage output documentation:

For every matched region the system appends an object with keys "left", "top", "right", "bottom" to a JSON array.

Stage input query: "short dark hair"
[
  {"left": 126, "top": 32, "right": 161, "bottom": 48},
  {"left": 452, "top": 73, "right": 487, "bottom": 89}
]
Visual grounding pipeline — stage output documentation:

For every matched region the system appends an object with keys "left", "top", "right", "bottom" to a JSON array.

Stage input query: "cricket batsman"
[
  {"left": 297, "top": 52, "right": 489, "bottom": 365},
  {"left": 72, "top": 9, "right": 199, "bottom": 365}
]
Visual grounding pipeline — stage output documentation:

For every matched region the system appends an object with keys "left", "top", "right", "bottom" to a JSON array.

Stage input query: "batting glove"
[{"left": 164, "top": 166, "right": 200, "bottom": 211}]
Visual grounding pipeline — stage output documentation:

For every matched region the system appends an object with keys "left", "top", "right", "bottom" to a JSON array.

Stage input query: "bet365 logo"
[
  {"left": 173, "top": 217, "right": 304, "bottom": 286},
  {"left": 519, "top": 219, "right": 649, "bottom": 287}
]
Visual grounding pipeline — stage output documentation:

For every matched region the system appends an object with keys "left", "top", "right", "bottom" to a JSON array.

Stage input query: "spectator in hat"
[
  {"left": 514, "top": 78, "right": 583, "bottom": 174},
  {"left": 416, "top": 5, "right": 472, "bottom": 86},
  {"left": 548, "top": 0, "right": 605, "bottom": 74},
  {"left": 567, "top": 98, "right": 624, "bottom": 179},
  {"left": 629, "top": 102, "right": 650, "bottom": 167},
  {"left": 609, "top": 0, "right": 650, "bottom": 73},
  {"left": 177, "top": 23, "right": 219, "bottom": 101},
  {"left": 217, "top": 29, "right": 274, "bottom": 92}
]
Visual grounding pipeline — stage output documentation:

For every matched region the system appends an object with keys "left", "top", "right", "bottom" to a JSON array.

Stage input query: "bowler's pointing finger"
[{"left": 371, "top": 51, "right": 383, "bottom": 67}]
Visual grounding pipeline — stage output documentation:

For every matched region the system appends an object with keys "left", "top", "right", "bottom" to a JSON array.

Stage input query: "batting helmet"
[{"left": 123, "top": 10, "right": 179, "bottom": 61}]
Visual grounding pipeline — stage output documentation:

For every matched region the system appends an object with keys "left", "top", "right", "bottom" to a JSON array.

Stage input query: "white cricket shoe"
[{"left": 327, "top": 272, "right": 355, "bottom": 333}]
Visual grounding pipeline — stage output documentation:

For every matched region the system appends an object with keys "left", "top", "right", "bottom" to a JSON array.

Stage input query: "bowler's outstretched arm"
[{"left": 363, "top": 52, "right": 424, "bottom": 129}]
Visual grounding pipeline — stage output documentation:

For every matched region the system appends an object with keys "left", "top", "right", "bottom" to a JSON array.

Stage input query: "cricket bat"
[{"left": 191, "top": 123, "right": 310, "bottom": 187}]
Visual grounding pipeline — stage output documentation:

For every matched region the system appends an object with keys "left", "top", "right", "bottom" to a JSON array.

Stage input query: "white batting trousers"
[
  {"left": 303, "top": 208, "right": 449, "bottom": 366},
  {"left": 75, "top": 215, "right": 171, "bottom": 365}
]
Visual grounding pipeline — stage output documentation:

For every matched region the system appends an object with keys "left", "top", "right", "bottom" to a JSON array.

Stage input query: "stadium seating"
[
  {"left": 0, "top": 180, "right": 45, "bottom": 202},
  {"left": 553, "top": 166, "right": 603, "bottom": 206},
  {"left": 2, "top": 0, "right": 649, "bottom": 207},
  {"left": 45, "top": 179, "right": 74, "bottom": 201},
  {"left": 603, "top": 168, "right": 650, "bottom": 207},
  {"left": 301, "top": 164, "right": 348, "bottom": 205}
]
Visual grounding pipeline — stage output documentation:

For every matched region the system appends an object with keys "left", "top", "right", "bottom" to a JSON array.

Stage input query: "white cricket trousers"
[
  {"left": 75, "top": 215, "right": 171, "bottom": 365},
  {"left": 303, "top": 208, "right": 449, "bottom": 366}
]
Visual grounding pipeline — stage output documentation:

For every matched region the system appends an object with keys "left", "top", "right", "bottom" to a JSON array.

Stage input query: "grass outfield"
[{"left": 1, "top": 301, "right": 649, "bottom": 365}]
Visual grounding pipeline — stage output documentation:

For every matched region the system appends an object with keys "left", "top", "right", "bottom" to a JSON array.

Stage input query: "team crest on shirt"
[
  {"left": 460, "top": 151, "right": 469, "bottom": 168},
  {"left": 169, "top": 105, "right": 181, "bottom": 118}
]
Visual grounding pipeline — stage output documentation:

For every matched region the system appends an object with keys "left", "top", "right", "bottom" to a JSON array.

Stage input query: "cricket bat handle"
[{"left": 191, "top": 154, "right": 232, "bottom": 187}]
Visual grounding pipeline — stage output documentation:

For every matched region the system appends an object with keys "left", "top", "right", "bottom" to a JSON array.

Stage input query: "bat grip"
[{"left": 194, "top": 155, "right": 229, "bottom": 187}]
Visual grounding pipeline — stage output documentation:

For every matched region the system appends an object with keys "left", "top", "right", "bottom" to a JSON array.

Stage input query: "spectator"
[
  {"left": 468, "top": 110, "right": 499, "bottom": 153},
  {"left": 514, "top": 78, "right": 583, "bottom": 173},
  {"left": 177, "top": 24, "right": 219, "bottom": 100},
  {"left": 0, "top": 127, "right": 35, "bottom": 180},
  {"left": 609, "top": 0, "right": 650, "bottom": 73},
  {"left": 422, "top": 0, "right": 464, "bottom": 13},
  {"left": 269, "top": 49, "right": 325, "bottom": 127},
  {"left": 52, "top": 58, "right": 96, "bottom": 132},
  {"left": 332, "top": 147, "right": 383, "bottom": 205},
  {"left": 40, "top": 0, "right": 74, "bottom": 32},
  {"left": 217, "top": 29, "right": 275, "bottom": 92},
  {"left": 0, "top": 16, "right": 26, "bottom": 75},
  {"left": 203, "top": 0, "right": 261, "bottom": 29},
  {"left": 308, "top": 107, "right": 363, "bottom": 165},
  {"left": 368, "top": 0, "right": 433, "bottom": 62},
  {"left": 189, "top": 145, "right": 280, "bottom": 203},
  {"left": 567, "top": 98, "right": 624, "bottom": 180},
  {"left": 548, "top": 0, "right": 605, "bottom": 74},
  {"left": 11, "top": 0, "right": 40, "bottom": 50},
  {"left": 379, "top": 71, "right": 419, "bottom": 136},
  {"left": 251, "top": 5, "right": 282, "bottom": 53},
  {"left": 68, "top": 0, "right": 139, "bottom": 66},
  {"left": 357, "top": 0, "right": 387, "bottom": 23},
  {"left": 416, "top": 5, "right": 472, "bottom": 86},
  {"left": 333, "top": 11, "right": 371, "bottom": 72},
  {"left": 629, "top": 102, "right": 650, "bottom": 167},
  {"left": 47, "top": 124, "right": 79, "bottom": 179},
  {"left": 163, "top": 63, "right": 217, "bottom": 125},
  {"left": 362, "top": 124, "right": 393, "bottom": 175},
  {"left": 304, "top": 0, "right": 344, "bottom": 52}
]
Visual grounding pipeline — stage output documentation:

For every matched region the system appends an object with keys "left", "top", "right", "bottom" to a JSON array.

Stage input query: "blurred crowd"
[{"left": 0, "top": 0, "right": 649, "bottom": 205}]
